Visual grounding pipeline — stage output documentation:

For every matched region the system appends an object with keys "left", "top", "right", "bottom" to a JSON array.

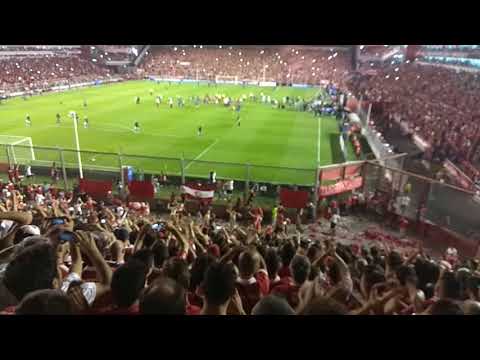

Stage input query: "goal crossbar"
[{"left": 0, "top": 136, "right": 36, "bottom": 163}]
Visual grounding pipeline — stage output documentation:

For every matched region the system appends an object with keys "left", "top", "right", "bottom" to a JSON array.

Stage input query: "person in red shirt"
[
  {"left": 265, "top": 248, "right": 283, "bottom": 292},
  {"left": 100, "top": 260, "right": 146, "bottom": 315},
  {"left": 189, "top": 254, "right": 216, "bottom": 309},
  {"left": 7, "top": 166, "right": 15, "bottom": 184},
  {"left": 200, "top": 261, "right": 245, "bottom": 315},
  {"left": 271, "top": 255, "right": 311, "bottom": 309},
  {"left": 163, "top": 258, "right": 201, "bottom": 315},
  {"left": 278, "top": 242, "right": 296, "bottom": 279},
  {"left": 235, "top": 250, "right": 270, "bottom": 314},
  {"left": 249, "top": 206, "right": 264, "bottom": 233},
  {"left": 14, "top": 165, "right": 22, "bottom": 183}
]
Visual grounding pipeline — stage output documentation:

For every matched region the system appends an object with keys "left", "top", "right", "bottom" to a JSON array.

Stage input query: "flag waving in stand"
[{"left": 181, "top": 182, "right": 216, "bottom": 204}]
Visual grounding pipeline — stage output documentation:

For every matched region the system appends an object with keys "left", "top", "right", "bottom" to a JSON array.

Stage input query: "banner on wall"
[
  {"left": 79, "top": 179, "right": 112, "bottom": 198},
  {"left": 279, "top": 188, "right": 310, "bottom": 209},
  {"left": 318, "top": 177, "right": 363, "bottom": 197}
]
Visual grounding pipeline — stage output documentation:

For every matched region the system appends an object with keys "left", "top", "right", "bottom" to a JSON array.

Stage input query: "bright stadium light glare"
[
  {"left": 193, "top": 45, "right": 196, "bottom": 48},
  {"left": 385, "top": 75, "right": 390, "bottom": 79},
  {"left": 260, "top": 50, "right": 264, "bottom": 54},
  {"left": 333, "top": 52, "right": 338, "bottom": 57},
  {"left": 92, "top": 59, "right": 97, "bottom": 62},
  {"left": 174, "top": 47, "right": 177, "bottom": 51},
  {"left": 301, "top": 56, "right": 304, "bottom": 59},
  {"left": 199, "top": 45, "right": 203, "bottom": 48},
  {"left": 219, "top": 45, "right": 222, "bottom": 48},
  {"left": 295, "top": 51, "right": 299, "bottom": 54},
  {"left": 215, "top": 58, "right": 218, "bottom": 61},
  {"left": 395, "top": 76, "right": 399, "bottom": 80},
  {"left": 238, "top": 52, "right": 241, "bottom": 55},
  {"left": 359, "top": 45, "right": 365, "bottom": 50},
  {"left": 328, "top": 56, "right": 332, "bottom": 60},
  {"left": 394, "top": 67, "right": 399, "bottom": 72}
]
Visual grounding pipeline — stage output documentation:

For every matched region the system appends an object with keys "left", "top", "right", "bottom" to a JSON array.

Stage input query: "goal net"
[
  {"left": 215, "top": 75, "right": 239, "bottom": 85},
  {"left": 0, "top": 136, "right": 35, "bottom": 165}
]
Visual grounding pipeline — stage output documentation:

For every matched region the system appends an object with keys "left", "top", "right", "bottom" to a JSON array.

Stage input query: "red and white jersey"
[{"left": 235, "top": 269, "right": 270, "bottom": 314}]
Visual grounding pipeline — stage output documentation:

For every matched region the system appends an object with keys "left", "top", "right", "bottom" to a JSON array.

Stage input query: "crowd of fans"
[
  {"left": 0, "top": 55, "right": 111, "bottom": 93},
  {"left": 348, "top": 63, "right": 480, "bottom": 168},
  {"left": 140, "top": 46, "right": 351, "bottom": 87},
  {"left": 0, "top": 170, "right": 478, "bottom": 316}
]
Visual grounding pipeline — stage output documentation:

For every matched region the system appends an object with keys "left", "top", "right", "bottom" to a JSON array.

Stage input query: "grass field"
[{"left": 0, "top": 80, "right": 356, "bottom": 185}]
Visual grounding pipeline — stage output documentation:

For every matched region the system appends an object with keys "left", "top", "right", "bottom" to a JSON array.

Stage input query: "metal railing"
[{"left": 0, "top": 144, "right": 317, "bottom": 199}]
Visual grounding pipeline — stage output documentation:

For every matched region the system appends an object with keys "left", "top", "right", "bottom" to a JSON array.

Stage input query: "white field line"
[
  {"left": 317, "top": 117, "right": 321, "bottom": 165},
  {"left": 184, "top": 139, "right": 220, "bottom": 170}
]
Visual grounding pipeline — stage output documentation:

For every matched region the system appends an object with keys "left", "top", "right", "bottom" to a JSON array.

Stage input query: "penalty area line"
[{"left": 184, "top": 139, "right": 219, "bottom": 170}]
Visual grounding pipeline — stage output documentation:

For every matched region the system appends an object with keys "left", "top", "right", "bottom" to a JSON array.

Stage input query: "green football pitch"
[{"left": 0, "top": 80, "right": 356, "bottom": 186}]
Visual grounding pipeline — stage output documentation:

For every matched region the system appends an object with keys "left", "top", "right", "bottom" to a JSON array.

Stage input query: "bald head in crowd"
[
  {"left": 252, "top": 295, "right": 295, "bottom": 315},
  {"left": 463, "top": 300, "right": 480, "bottom": 315},
  {"left": 238, "top": 250, "right": 260, "bottom": 279},
  {"left": 139, "top": 277, "right": 186, "bottom": 315}
]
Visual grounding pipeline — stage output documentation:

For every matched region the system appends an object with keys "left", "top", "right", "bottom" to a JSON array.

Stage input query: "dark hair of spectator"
[
  {"left": 4, "top": 243, "right": 57, "bottom": 301},
  {"left": 139, "top": 277, "right": 186, "bottom": 315},
  {"left": 111, "top": 260, "right": 147, "bottom": 308}
]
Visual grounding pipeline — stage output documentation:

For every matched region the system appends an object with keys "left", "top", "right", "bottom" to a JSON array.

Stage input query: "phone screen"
[
  {"left": 59, "top": 231, "right": 74, "bottom": 243},
  {"left": 51, "top": 218, "right": 66, "bottom": 225},
  {"left": 152, "top": 223, "right": 165, "bottom": 232}
]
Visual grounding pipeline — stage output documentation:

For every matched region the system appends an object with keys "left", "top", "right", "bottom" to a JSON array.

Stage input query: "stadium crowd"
[
  {"left": 0, "top": 171, "right": 478, "bottom": 316},
  {"left": 0, "top": 56, "right": 111, "bottom": 93},
  {"left": 140, "top": 46, "right": 351, "bottom": 88},
  {"left": 348, "top": 63, "right": 480, "bottom": 168}
]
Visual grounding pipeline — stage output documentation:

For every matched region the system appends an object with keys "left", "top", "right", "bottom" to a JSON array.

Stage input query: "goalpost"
[{"left": 0, "top": 135, "right": 35, "bottom": 165}]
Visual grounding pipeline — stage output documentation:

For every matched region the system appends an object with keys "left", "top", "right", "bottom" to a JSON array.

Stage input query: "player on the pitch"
[
  {"left": 149, "top": 89, "right": 154, "bottom": 96},
  {"left": 198, "top": 125, "right": 203, "bottom": 136},
  {"left": 136, "top": 96, "right": 141, "bottom": 105},
  {"left": 83, "top": 99, "right": 87, "bottom": 108},
  {"left": 25, "top": 114, "right": 32, "bottom": 127},
  {"left": 83, "top": 116, "right": 89, "bottom": 129},
  {"left": 177, "top": 96, "right": 184, "bottom": 108},
  {"left": 155, "top": 96, "right": 161, "bottom": 108},
  {"left": 133, "top": 121, "right": 141, "bottom": 133},
  {"left": 194, "top": 96, "right": 200, "bottom": 109},
  {"left": 235, "top": 101, "right": 241, "bottom": 122},
  {"left": 56, "top": 113, "right": 61, "bottom": 126},
  {"left": 168, "top": 97, "right": 174, "bottom": 109}
]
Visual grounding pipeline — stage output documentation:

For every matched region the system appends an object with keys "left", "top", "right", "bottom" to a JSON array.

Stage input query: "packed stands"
[
  {"left": 348, "top": 63, "right": 480, "bottom": 167},
  {"left": 140, "top": 46, "right": 351, "bottom": 87},
  {"left": 0, "top": 45, "right": 111, "bottom": 93},
  {"left": 0, "top": 160, "right": 477, "bottom": 316}
]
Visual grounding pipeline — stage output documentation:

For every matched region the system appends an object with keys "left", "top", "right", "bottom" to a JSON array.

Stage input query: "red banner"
[
  {"left": 79, "top": 179, "right": 112, "bottom": 198},
  {"left": 128, "top": 181, "right": 154, "bottom": 199},
  {"left": 318, "top": 177, "right": 363, "bottom": 197},
  {"left": 279, "top": 188, "right": 310, "bottom": 209},
  {"left": 320, "top": 167, "right": 344, "bottom": 181},
  {"left": 344, "top": 164, "right": 363, "bottom": 178}
]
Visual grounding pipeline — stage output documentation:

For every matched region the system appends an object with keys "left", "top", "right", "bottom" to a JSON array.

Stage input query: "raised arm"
[{"left": 74, "top": 230, "right": 112, "bottom": 297}]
